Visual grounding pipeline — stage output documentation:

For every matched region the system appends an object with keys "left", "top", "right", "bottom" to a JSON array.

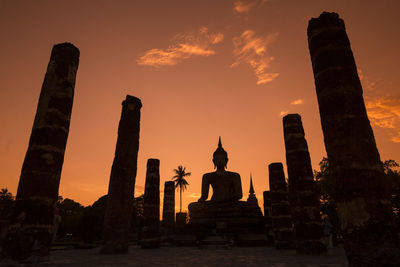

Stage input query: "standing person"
[{"left": 51, "top": 207, "right": 61, "bottom": 244}]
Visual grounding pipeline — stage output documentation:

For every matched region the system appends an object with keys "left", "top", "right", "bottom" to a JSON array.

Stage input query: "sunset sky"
[{"left": 1, "top": 0, "right": 399, "bottom": 212}]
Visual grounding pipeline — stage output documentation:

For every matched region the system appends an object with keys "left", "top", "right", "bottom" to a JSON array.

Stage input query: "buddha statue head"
[{"left": 213, "top": 137, "right": 228, "bottom": 170}]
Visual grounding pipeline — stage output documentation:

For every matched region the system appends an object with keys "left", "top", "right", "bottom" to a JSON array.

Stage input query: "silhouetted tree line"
[
  {"left": 0, "top": 191, "right": 144, "bottom": 245},
  {"left": 314, "top": 158, "right": 400, "bottom": 234}
]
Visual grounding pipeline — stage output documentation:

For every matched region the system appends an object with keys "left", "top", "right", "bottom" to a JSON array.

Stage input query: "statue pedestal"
[
  {"left": 188, "top": 201, "right": 264, "bottom": 235},
  {"left": 176, "top": 212, "right": 187, "bottom": 227}
]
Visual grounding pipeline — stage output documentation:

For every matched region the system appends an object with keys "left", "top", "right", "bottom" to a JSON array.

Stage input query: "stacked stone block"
[
  {"left": 141, "top": 158, "right": 160, "bottom": 248},
  {"left": 263, "top": 190, "right": 273, "bottom": 244},
  {"left": 7, "top": 43, "right": 79, "bottom": 260},
  {"left": 308, "top": 12, "right": 400, "bottom": 265},
  {"left": 283, "top": 114, "right": 325, "bottom": 254},
  {"left": 268, "top": 163, "right": 292, "bottom": 249},
  {"left": 162, "top": 181, "right": 175, "bottom": 230},
  {"left": 101, "top": 95, "right": 142, "bottom": 254}
]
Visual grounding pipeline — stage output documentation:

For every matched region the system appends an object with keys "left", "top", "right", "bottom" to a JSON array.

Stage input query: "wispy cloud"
[
  {"left": 291, "top": 99, "right": 303, "bottom": 105},
  {"left": 233, "top": 0, "right": 269, "bottom": 15},
  {"left": 137, "top": 27, "right": 224, "bottom": 67},
  {"left": 359, "top": 68, "right": 377, "bottom": 92},
  {"left": 188, "top": 193, "right": 201, "bottom": 198},
  {"left": 231, "top": 30, "right": 279, "bottom": 85},
  {"left": 280, "top": 111, "right": 289, "bottom": 117},
  {"left": 357, "top": 68, "right": 364, "bottom": 81},
  {"left": 135, "top": 185, "right": 144, "bottom": 196},
  {"left": 360, "top": 70, "right": 400, "bottom": 143},
  {"left": 366, "top": 97, "right": 400, "bottom": 143}
]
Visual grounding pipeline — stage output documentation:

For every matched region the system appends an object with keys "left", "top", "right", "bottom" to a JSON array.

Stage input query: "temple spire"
[
  {"left": 247, "top": 172, "right": 258, "bottom": 205},
  {"left": 249, "top": 173, "right": 255, "bottom": 194}
]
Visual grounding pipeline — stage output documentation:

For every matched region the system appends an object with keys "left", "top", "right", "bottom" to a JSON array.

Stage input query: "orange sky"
[{"left": 1, "top": 0, "right": 400, "bottom": 212}]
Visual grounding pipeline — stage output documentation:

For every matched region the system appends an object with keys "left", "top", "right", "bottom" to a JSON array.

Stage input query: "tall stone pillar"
[
  {"left": 268, "top": 163, "right": 292, "bottom": 249},
  {"left": 263, "top": 191, "right": 273, "bottom": 244},
  {"left": 283, "top": 114, "right": 325, "bottom": 254},
  {"left": 162, "top": 181, "right": 175, "bottom": 230},
  {"left": 308, "top": 12, "right": 400, "bottom": 265},
  {"left": 101, "top": 95, "right": 142, "bottom": 254},
  {"left": 263, "top": 191, "right": 272, "bottom": 219},
  {"left": 6, "top": 43, "right": 79, "bottom": 260},
  {"left": 141, "top": 158, "right": 160, "bottom": 248}
]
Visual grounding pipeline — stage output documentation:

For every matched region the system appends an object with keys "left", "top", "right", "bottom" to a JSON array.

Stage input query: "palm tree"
[{"left": 171, "top": 165, "right": 191, "bottom": 213}]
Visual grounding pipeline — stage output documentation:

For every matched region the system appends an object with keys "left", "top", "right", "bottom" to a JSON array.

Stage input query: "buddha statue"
[
  {"left": 188, "top": 138, "right": 263, "bottom": 234},
  {"left": 198, "top": 137, "right": 242, "bottom": 203}
]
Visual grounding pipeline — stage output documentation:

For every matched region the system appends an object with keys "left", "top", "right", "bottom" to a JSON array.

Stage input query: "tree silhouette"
[
  {"left": 313, "top": 157, "right": 333, "bottom": 204},
  {"left": 0, "top": 188, "right": 14, "bottom": 220},
  {"left": 314, "top": 158, "right": 400, "bottom": 227},
  {"left": 383, "top": 160, "right": 400, "bottom": 218},
  {"left": 171, "top": 165, "right": 191, "bottom": 213},
  {"left": 56, "top": 197, "right": 84, "bottom": 238}
]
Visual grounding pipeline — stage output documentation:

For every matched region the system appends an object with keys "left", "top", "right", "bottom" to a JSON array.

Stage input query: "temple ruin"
[
  {"left": 101, "top": 95, "right": 142, "bottom": 254},
  {"left": 283, "top": 113, "right": 325, "bottom": 254},
  {"left": 268, "top": 162, "right": 293, "bottom": 249},
  {"left": 162, "top": 181, "right": 175, "bottom": 231},
  {"left": 142, "top": 158, "right": 161, "bottom": 248},
  {"left": 307, "top": 11, "right": 400, "bottom": 265},
  {"left": 7, "top": 43, "right": 79, "bottom": 260}
]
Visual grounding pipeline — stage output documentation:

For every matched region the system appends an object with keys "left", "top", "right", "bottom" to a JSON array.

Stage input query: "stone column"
[
  {"left": 268, "top": 163, "right": 293, "bottom": 249},
  {"left": 308, "top": 12, "right": 400, "bottom": 265},
  {"left": 141, "top": 158, "right": 160, "bottom": 248},
  {"left": 101, "top": 95, "right": 142, "bottom": 254},
  {"left": 6, "top": 43, "right": 79, "bottom": 260},
  {"left": 263, "top": 191, "right": 273, "bottom": 244},
  {"left": 263, "top": 191, "right": 272, "bottom": 219},
  {"left": 283, "top": 114, "right": 325, "bottom": 254},
  {"left": 162, "top": 181, "right": 175, "bottom": 230}
]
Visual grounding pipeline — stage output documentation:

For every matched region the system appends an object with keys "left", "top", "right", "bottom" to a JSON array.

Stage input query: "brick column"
[
  {"left": 268, "top": 163, "right": 293, "bottom": 249},
  {"left": 101, "top": 95, "right": 142, "bottom": 254},
  {"left": 8, "top": 43, "right": 79, "bottom": 260},
  {"left": 308, "top": 12, "right": 400, "bottom": 264}
]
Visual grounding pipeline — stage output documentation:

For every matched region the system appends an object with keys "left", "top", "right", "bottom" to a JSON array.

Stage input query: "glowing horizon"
[{"left": 1, "top": 0, "right": 399, "bottom": 213}]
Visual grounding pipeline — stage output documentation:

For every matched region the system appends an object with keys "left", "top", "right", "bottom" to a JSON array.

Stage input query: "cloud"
[
  {"left": 231, "top": 30, "right": 279, "bottom": 85},
  {"left": 366, "top": 97, "right": 400, "bottom": 143},
  {"left": 357, "top": 68, "right": 364, "bottom": 81},
  {"left": 359, "top": 68, "right": 377, "bottom": 92},
  {"left": 233, "top": 0, "right": 269, "bottom": 14},
  {"left": 137, "top": 27, "right": 224, "bottom": 67},
  {"left": 291, "top": 99, "right": 303, "bottom": 105},
  {"left": 187, "top": 193, "right": 201, "bottom": 198},
  {"left": 280, "top": 111, "right": 289, "bottom": 117},
  {"left": 361, "top": 71, "right": 400, "bottom": 143},
  {"left": 135, "top": 185, "right": 144, "bottom": 195}
]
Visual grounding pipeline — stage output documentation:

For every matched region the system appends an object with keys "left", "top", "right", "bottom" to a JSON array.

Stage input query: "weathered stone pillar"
[
  {"left": 308, "top": 12, "right": 400, "bottom": 265},
  {"left": 6, "top": 43, "right": 79, "bottom": 260},
  {"left": 268, "top": 163, "right": 293, "bottom": 249},
  {"left": 283, "top": 114, "right": 325, "bottom": 254},
  {"left": 141, "top": 158, "right": 160, "bottom": 248},
  {"left": 263, "top": 190, "right": 273, "bottom": 244},
  {"left": 162, "top": 181, "right": 175, "bottom": 230},
  {"left": 263, "top": 191, "right": 272, "bottom": 218},
  {"left": 101, "top": 95, "right": 142, "bottom": 254}
]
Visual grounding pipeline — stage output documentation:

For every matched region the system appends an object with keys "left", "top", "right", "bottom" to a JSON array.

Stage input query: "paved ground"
[{"left": 1, "top": 246, "right": 348, "bottom": 266}]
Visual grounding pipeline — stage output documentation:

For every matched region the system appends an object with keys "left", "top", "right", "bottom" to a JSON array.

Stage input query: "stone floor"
[{"left": 2, "top": 246, "right": 348, "bottom": 266}]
